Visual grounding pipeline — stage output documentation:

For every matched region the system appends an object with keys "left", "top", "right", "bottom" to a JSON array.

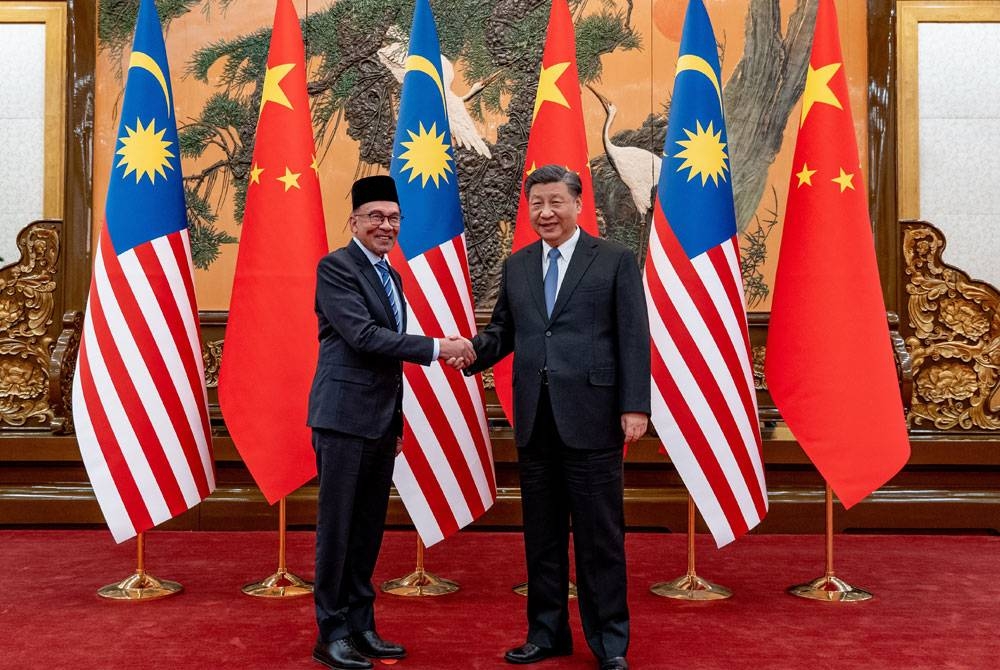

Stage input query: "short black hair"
[{"left": 524, "top": 164, "right": 582, "bottom": 198}]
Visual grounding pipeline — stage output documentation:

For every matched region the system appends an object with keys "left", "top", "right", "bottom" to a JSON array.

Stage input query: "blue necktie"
[
  {"left": 544, "top": 247, "right": 561, "bottom": 317},
  {"left": 375, "top": 259, "right": 401, "bottom": 332}
]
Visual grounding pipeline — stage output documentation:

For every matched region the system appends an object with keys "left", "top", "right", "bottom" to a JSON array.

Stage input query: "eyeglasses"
[{"left": 357, "top": 212, "right": 403, "bottom": 227}]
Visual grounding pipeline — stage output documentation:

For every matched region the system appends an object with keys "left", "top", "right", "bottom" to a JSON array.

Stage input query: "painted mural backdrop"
[{"left": 95, "top": 0, "right": 868, "bottom": 311}]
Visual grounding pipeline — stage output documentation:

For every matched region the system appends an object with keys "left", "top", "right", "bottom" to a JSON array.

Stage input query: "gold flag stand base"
[
  {"left": 381, "top": 537, "right": 459, "bottom": 597},
  {"left": 651, "top": 573, "right": 732, "bottom": 601},
  {"left": 788, "top": 574, "right": 872, "bottom": 602},
  {"left": 98, "top": 533, "right": 181, "bottom": 601},
  {"left": 98, "top": 570, "right": 182, "bottom": 601},
  {"left": 651, "top": 496, "right": 732, "bottom": 601},
  {"left": 242, "top": 569, "right": 313, "bottom": 598},
  {"left": 788, "top": 484, "right": 873, "bottom": 603},
  {"left": 382, "top": 567, "right": 459, "bottom": 597},
  {"left": 513, "top": 581, "right": 577, "bottom": 599},
  {"left": 242, "top": 499, "right": 313, "bottom": 598}
]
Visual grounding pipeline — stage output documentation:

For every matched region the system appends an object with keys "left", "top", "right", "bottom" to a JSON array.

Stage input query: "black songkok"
[{"left": 351, "top": 175, "right": 399, "bottom": 210}]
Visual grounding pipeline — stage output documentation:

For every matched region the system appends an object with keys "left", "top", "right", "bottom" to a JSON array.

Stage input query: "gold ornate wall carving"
[
  {"left": 0, "top": 221, "right": 61, "bottom": 429},
  {"left": 903, "top": 221, "right": 1000, "bottom": 430},
  {"left": 203, "top": 339, "right": 223, "bottom": 388}
]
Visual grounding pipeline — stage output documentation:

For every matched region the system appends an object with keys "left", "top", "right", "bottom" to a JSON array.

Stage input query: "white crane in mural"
[
  {"left": 587, "top": 85, "right": 662, "bottom": 214},
  {"left": 378, "top": 28, "right": 499, "bottom": 159}
]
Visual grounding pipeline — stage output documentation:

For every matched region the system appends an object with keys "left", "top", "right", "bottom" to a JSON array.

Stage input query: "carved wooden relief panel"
[
  {"left": 0, "top": 221, "right": 60, "bottom": 428},
  {"left": 903, "top": 221, "right": 1000, "bottom": 430}
]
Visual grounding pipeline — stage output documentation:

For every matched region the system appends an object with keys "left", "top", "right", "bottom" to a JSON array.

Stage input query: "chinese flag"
[
  {"left": 493, "top": 0, "right": 598, "bottom": 421},
  {"left": 765, "top": 0, "right": 909, "bottom": 508},
  {"left": 218, "top": 0, "right": 328, "bottom": 503}
]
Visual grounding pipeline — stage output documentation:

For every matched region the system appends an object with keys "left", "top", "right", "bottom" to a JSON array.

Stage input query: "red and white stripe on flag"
[
  {"left": 72, "top": 226, "right": 215, "bottom": 543},
  {"left": 644, "top": 210, "right": 767, "bottom": 546},
  {"left": 389, "top": 236, "right": 495, "bottom": 547}
]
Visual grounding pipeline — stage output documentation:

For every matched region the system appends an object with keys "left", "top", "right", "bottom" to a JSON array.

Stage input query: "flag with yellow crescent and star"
[
  {"left": 766, "top": 0, "right": 909, "bottom": 509},
  {"left": 644, "top": 0, "right": 766, "bottom": 547},
  {"left": 218, "top": 0, "right": 329, "bottom": 504},
  {"left": 72, "top": 0, "right": 214, "bottom": 543},
  {"left": 493, "top": 0, "right": 599, "bottom": 423},
  {"left": 386, "top": 0, "right": 495, "bottom": 547}
]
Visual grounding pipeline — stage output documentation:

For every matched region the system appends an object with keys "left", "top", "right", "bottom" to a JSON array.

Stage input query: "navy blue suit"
[{"left": 308, "top": 240, "right": 434, "bottom": 643}]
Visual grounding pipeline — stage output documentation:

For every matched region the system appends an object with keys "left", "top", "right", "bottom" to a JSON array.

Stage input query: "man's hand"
[
  {"left": 438, "top": 335, "right": 476, "bottom": 369},
  {"left": 396, "top": 437, "right": 403, "bottom": 456},
  {"left": 621, "top": 412, "right": 648, "bottom": 444}
]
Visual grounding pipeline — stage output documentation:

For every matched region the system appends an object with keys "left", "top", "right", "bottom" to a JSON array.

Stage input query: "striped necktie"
[{"left": 374, "top": 259, "right": 401, "bottom": 332}]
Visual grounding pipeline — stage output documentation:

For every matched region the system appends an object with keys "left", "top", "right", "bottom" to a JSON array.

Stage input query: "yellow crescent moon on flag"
[
  {"left": 404, "top": 55, "right": 446, "bottom": 106},
  {"left": 675, "top": 54, "right": 722, "bottom": 109},
  {"left": 129, "top": 51, "right": 171, "bottom": 116}
]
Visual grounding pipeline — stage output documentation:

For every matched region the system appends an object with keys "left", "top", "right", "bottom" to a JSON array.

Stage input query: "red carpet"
[{"left": 1, "top": 530, "right": 998, "bottom": 669}]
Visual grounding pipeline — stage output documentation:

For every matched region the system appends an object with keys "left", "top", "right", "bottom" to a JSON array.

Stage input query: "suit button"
[{"left": 545, "top": 331, "right": 552, "bottom": 337}]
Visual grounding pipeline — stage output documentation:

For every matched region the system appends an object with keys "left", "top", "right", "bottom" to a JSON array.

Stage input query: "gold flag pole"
[
  {"left": 243, "top": 497, "right": 313, "bottom": 597},
  {"left": 382, "top": 535, "right": 459, "bottom": 596},
  {"left": 788, "top": 483, "right": 872, "bottom": 601},
  {"left": 650, "top": 495, "right": 732, "bottom": 600},
  {"left": 98, "top": 532, "right": 182, "bottom": 600}
]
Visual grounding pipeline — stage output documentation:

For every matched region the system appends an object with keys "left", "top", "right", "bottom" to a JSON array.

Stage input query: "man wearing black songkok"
[{"left": 307, "top": 175, "right": 475, "bottom": 669}]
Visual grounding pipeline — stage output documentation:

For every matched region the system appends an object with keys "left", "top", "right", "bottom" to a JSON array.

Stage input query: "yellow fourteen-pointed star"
[
  {"left": 800, "top": 62, "right": 843, "bottom": 127},
  {"left": 277, "top": 166, "right": 301, "bottom": 191},
  {"left": 260, "top": 62, "right": 296, "bottom": 113},
  {"left": 116, "top": 117, "right": 175, "bottom": 184},
  {"left": 795, "top": 162, "right": 817, "bottom": 187},
  {"left": 532, "top": 61, "right": 571, "bottom": 121},
  {"left": 832, "top": 167, "right": 855, "bottom": 192}
]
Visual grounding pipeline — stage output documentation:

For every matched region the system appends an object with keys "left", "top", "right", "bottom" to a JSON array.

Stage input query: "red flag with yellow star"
[
  {"left": 493, "top": 0, "right": 598, "bottom": 421},
  {"left": 218, "top": 0, "right": 328, "bottom": 503},
  {"left": 765, "top": 0, "right": 909, "bottom": 508}
]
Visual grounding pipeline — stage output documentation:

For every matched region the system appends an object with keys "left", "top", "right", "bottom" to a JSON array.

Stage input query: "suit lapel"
[
  {"left": 521, "top": 242, "right": 548, "bottom": 321},
  {"left": 548, "top": 230, "right": 598, "bottom": 323},
  {"left": 348, "top": 241, "right": 397, "bottom": 329}
]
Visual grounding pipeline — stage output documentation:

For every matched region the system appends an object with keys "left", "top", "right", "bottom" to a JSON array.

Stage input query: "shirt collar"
[
  {"left": 542, "top": 226, "right": 581, "bottom": 261},
  {"left": 353, "top": 237, "right": 385, "bottom": 266}
]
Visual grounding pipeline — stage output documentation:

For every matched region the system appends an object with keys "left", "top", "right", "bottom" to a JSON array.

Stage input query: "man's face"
[
  {"left": 350, "top": 200, "right": 401, "bottom": 257},
  {"left": 527, "top": 181, "right": 581, "bottom": 247}
]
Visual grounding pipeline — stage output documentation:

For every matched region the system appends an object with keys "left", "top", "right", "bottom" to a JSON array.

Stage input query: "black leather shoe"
[
  {"left": 351, "top": 630, "right": 407, "bottom": 659},
  {"left": 599, "top": 656, "right": 628, "bottom": 670},
  {"left": 312, "top": 639, "right": 373, "bottom": 670},
  {"left": 504, "top": 642, "right": 573, "bottom": 664}
]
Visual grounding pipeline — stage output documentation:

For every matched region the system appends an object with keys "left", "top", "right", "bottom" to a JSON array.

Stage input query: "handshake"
[{"left": 437, "top": 334, "right": 476, "bottom": 370}]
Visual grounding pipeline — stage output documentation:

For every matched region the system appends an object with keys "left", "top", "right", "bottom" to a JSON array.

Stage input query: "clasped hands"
[{"left": 437, "top": 334, "right": 476, "bottom": 370}]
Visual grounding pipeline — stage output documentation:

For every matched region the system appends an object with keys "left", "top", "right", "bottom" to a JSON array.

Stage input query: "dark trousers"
[
  {"left": 313, "top": 427, "right": 396, "bottom": 643},
  {"left": 518, "top": 387, "right": 629, "bottom": 661}
]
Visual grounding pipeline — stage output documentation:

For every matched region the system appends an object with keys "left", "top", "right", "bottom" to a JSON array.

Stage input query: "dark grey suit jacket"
[
  {"left": 467, "top": 229, "right": 650, "bottom": 449},
  {"left": 307, "top": 241, "right": 434, "bottom": 439}
]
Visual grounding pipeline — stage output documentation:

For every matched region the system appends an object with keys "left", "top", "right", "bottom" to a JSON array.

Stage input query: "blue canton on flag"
[
  {"left": 72, "top": 0, "right": 214, "bottom": 543},
  {"left": 392, "top": 0, "right": 464, "bottom": 260},
  {"left": 104, "top": 0, "right": 187, "bottom": 254},
  {"left": 644, "top": 0, "right": 767, "bottom": 546},
  {"left": 386, "top": 0, "right": 495, "bottom": 546}
]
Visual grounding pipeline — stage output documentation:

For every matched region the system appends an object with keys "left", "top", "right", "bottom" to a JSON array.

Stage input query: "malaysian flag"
[
  {"left": 387, "top": 0, "right": 495, "bottom": 547},
  {"left": 72, "top": 0, "right": 214, "bottom": 544},
  {"left": 644, "top": 0, "right": 767, "bottom": 546}
]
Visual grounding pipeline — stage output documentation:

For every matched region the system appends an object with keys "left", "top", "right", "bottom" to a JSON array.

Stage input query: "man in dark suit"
[
  {"left": 465, "top": 165, "right": 650, "bottom": 670},
  {"left": 308, "top": 175, "right": 474, "bottom": 670}
]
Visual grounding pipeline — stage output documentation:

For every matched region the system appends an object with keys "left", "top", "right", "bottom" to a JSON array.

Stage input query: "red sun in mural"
[{"left": 652, "top": 0, "right": 685, "bottom": 42}]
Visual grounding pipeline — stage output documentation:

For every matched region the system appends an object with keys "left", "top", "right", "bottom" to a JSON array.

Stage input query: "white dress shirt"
[{"left": 540, "top": 225, "right": 581, "bottom": 299}]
